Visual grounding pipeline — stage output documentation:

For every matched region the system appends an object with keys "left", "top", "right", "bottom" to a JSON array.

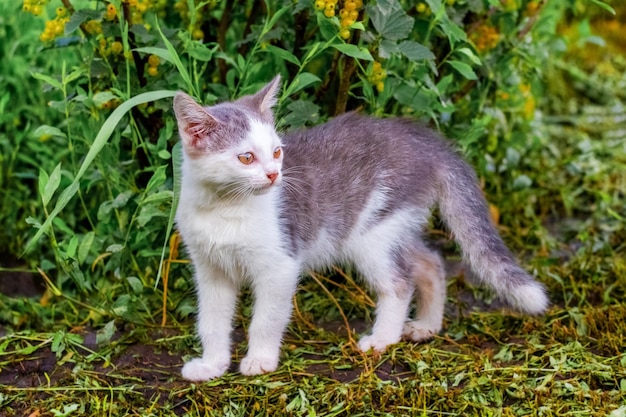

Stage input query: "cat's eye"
[
  {"left": 238, "top": 152, "right": 254, "bottom": 165},
  {"left": 273, "top": 147, "right": 282, "bottom": 159}
]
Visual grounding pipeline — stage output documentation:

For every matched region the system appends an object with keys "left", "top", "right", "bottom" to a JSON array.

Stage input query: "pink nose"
[{"left": 267, "top": 172, "right": 278, "bottom": 183}]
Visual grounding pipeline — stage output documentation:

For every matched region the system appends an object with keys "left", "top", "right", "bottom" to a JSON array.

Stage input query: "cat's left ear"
[{"left": 242, "top": 75, "right": 282, "bottom": 123}]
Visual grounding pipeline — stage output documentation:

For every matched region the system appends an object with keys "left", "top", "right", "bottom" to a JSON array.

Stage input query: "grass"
[
  {"left": 1, "top": 0, "right": 626, "bottom": 416},
  {"left": 1, "top": 285, "right": 625, "bottom": 415}
]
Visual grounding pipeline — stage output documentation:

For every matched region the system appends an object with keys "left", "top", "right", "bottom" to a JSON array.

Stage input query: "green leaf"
[
  {"left": 133, "top": 46, "right": 175, "bottom": 64},
  {"left": 38, "top": 169, "right": 49, "bottom": 205},
  {"left": 447, "top": 60, "right": 478, "bottom": 80},
  {"left": 366, "top": 0, "right": 414, "bottom": 41},
  {"left": 24, "top": 90, "right": 178, "bottom": 254},
  {"left": 455, "top": 47, "right": 482, "bottom": 65},
  {"left": 65, "top": 9, "right": 102, "bottom": 35},
  {"left": 266, "top": 4, "right": 291, "bottom": 31},
  {"left": 96, "top": 321, "right": 117, "bottom": 345},
  {"left": 33, "top": 125, "right": 67, "bottom": 140},
  {"left": 40, "top": 163, "right": 62, "bottom": 207},
  {"left": 332, "top": 44, "right": 374, "bottom": 61},
  {"left": 145, "top": 165, "right": 167, "bottom": 194},
  {"left": 31, "top": 72, "right": 62, "bottom": 90},
  {"left": 77, "top": 231, "right": 95, "bottom": 264},
  {"left": 142, "top": 190, "right": 174, "bottom": 205},
  {"left": 92, "top": 91, "right": 118, "bottom": 108},
  {"left": 51, "top": 331, "right": 65, "bottom": 356},
  {"left": 588, "top": 0, "right": 616, "bottom": 15},
  {"left": 112, "top": 294, "right": 131, "bottom": 317},
  {"left": 316, "top": 12, "right": 337, "bottom": 41},
  {"left": 285, "top": 72, "right": 322, "bottom": 97},
  {"left": 65, "top": 235, "right": 78, "bottom": 259},
  {"left": 137, "top": 205, "right": 167, "bottom": 227},
  {"left": 126, "top": 277, "right": 144, "bottom": 294},
  {"left": 281, "top": 100, "right": 320, "bottom": 129},
  {"left": 438, "top": 14, "right": 467, "bottom": 46},
  {"left": 106, "top": 244, "right": 124, "bottom": 253},
  {"left": 158, "top": 149, "right": 171, "bottom": 159},
  {"left": 186, "top": 42, "right": 219, "bottom": 62},
  {"left": 398, "top": 40, "right": 436, "bottom": 61},
  {"left": 424, "top": 0, "right": 443, "bottom": 14},
  {"left": 262, "top": 45, "right": 301, "bottom": 66},
  {"left": 64, "top": 69, "right": 84, "bottom": 84},
  {"left": 379, "top": 39, "right": 399, "bottom": 59}
]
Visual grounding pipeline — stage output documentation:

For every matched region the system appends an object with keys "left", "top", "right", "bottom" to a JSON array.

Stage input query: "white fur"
[
  {"left": 177, "top": 113, "right": 302, "bottom": 381},
  {"left": 506, "top": 281, "right": 549, "bottom": 315}
]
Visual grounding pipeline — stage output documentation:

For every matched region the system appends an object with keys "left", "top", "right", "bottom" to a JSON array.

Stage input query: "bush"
[{"left": 3, "top": 0, "right": 616, "bottom": 325}]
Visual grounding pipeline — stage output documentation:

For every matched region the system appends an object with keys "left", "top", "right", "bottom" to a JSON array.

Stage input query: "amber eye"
[
  {"left": 238, "top": 152, "right": 254, "bottom": 165},
  {"left": 273, "top": 147, "right": 282, "bottom": 159}
]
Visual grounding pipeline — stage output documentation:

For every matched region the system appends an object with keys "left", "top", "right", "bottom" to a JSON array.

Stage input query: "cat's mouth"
[{"left": 256, "top": 180, "right": 279, "bottom": 194}]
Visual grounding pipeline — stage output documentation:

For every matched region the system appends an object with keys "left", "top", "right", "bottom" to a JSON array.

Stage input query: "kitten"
[{"left": 173, "top": 75, "right": 548, "bottom": 381}]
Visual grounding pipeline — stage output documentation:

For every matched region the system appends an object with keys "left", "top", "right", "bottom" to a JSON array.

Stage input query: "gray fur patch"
[
  {"left": 200, "top": 103, "right": 252, "bottom": 153},
  {"left": 279, "top": 112, "right": 444, "bottom": 252}
]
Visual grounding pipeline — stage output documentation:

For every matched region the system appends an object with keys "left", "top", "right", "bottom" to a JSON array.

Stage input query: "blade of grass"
[
  {"left": 155, "top": 141, "right": 182, "bottom": 293},
  {"left": 154, "top": 20, "right": 198, "bottom": 97}
]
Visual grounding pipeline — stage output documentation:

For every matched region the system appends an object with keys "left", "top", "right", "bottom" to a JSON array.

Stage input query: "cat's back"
[
  {"left": 281, "top": 112, "right": 454, "bottom": 193},
  {"left": 282, "top": 112, "right": 451, "bottom": 175},
  {"left": 278, "top": 113, "right": 454, "bottom": 254}
]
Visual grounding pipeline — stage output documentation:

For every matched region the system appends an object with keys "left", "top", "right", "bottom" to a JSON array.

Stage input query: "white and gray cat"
[{"left": 173, "top": 75, "right": 548, "bottom": 381}]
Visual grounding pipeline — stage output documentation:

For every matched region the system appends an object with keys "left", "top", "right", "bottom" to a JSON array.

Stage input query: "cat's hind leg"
[
  {"left": 402, "top": 245, "right": 446, "bottom": 342},
  {"left": 349, "top": 245, "right": 415, "bottom": 353},
  {"left": 357, "top": 279, "right": 414, "bottom": 353}
]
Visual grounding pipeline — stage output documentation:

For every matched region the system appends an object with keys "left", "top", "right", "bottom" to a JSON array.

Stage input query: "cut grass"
[{"left": 1, "top": 297, "right": 625, "bottom": 416}]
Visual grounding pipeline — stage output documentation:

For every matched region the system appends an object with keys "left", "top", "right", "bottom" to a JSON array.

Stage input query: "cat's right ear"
[{"left": 173, "top": 93, "right": 219, "bottom": 152}]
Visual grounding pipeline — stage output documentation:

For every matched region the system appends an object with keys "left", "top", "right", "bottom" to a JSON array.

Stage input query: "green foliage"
[
  {"left": 0, "top": 0, "right": 625, "bottom": 413},
  {"left": 7, "top": 0, "right": 561, "bottom": 283}
]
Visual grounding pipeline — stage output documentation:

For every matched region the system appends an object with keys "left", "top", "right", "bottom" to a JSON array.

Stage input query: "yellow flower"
[
  {"left": 85, "top": 20, "right": 103, "bottom": 35},
  {"left": 470, "top": 23, "right": 500, "bottom": 53},
  {"left": 110, "top": 41, "right": 123, "bottom": 55},
  {"left": 105, "top": 4, "right": 117, "bottom": 21},
  {"left": 148, "top": 54, "right": 160, "bottom": 67},
  {"left": 344, "top": 0, "right": 357, "bottom": 11},
  {"left": 192, "top": 28, "right": 204, "bottom": 40}
]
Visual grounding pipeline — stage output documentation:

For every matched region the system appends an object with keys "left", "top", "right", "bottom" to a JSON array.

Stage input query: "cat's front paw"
[
  {"left": 239, "top": 355, "right": 279, "bottom": 376},
  {"left": 182, "top": 357, "right": 229, "bottom": 381},
  {"left": 357, "top": 334, "right": 397, "bottom": 353}
]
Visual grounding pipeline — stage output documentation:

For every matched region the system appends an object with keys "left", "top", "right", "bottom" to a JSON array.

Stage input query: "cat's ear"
[
  {"left": 242, "top": 75, "right": 282, "bottom": 122},
  {"left": 256, "top": 74, "right": 282, "bottom": 113},
  {"left": 173, "top": 92, "right": 219, "bottom": 151}
]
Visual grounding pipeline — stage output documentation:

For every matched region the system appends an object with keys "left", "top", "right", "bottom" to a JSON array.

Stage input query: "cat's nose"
[{"left": 266, "top": 172, "right": 279, "bottom": 183}]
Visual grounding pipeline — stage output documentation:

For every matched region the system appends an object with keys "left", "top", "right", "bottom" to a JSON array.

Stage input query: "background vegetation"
[{"left": 0, "top": 0, "right": 624, "bottom": 415}]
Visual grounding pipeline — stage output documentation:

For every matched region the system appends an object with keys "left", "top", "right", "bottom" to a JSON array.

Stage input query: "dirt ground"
[{"left": 0, "top": 254, "right": 504, "bottom": 415}]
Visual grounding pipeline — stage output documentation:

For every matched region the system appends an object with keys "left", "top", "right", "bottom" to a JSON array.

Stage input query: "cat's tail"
[{"left": 436, "top": 158, "right": 549, "bottom": 315}]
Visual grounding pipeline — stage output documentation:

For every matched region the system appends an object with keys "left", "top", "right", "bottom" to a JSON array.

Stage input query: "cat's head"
[{"left": 173, "top": 76, "right": 283, "bottom": 196}]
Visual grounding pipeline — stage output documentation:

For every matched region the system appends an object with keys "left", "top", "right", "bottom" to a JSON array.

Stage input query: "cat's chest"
[{"left": 178, "top": 199, "right": 283, "bottom": 261}]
